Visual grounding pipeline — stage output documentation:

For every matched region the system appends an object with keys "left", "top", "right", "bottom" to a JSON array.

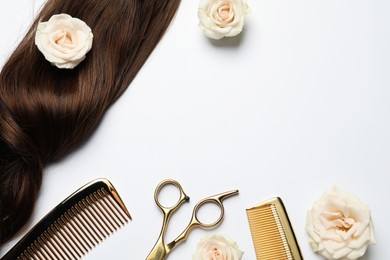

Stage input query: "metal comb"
[
  {"left": 246, "top": 197, "right": 303, "bottom": 260},
  {"left": 1, "top": 178, "right": 131, "bottom": 260}
]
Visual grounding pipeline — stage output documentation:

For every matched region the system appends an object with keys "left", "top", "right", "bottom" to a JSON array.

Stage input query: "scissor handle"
[
  {"left": 154, "top": 179, "right": 190, "bottom": 213},
  {"left": 192, "top": 189, "right": 239, "bottom": 228},
  {"left": 167, "top": 189, "right": 239, "bottom": 251}
]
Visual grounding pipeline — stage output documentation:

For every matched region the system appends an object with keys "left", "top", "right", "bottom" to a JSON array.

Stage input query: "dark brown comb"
[{"left": 1, "top": 178, "right": 131, "bottom": 260}]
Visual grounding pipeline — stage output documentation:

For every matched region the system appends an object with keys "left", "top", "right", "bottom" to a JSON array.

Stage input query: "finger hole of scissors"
[
  {"left": 156, "top": 181, "right": 186, "bottom": 209},
  {"left": 195, "top": 200, "right": 223, "bottom": 227}
]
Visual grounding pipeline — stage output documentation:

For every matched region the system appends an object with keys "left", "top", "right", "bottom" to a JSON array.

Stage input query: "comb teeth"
[
  {"left": 2, "top": 179, "right": 131, "bottom": 260},
  {"left": 17, "top": 188, "right": 130, "bottom": 260},
  {"left": 246, "top": 197, "right": 303, "bottom": 260}
]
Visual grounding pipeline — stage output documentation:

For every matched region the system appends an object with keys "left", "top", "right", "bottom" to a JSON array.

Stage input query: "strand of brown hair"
[{"left": 0, "top": 0, "right": 180, "bottom": 248}]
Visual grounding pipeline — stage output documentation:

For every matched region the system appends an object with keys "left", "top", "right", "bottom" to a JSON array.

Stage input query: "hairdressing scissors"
[{"left": 146, "top": 179, "right": 239, "bottom": 260}]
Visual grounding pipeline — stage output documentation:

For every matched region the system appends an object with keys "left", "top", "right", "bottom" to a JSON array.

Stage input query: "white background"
[{"left": 1, "top": 0, "right": 390, "bottom": 259}]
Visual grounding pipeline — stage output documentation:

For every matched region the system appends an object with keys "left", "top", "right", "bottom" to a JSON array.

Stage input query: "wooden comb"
[{"left": 1, "top": 178, "right": 131, "bottom": 260}]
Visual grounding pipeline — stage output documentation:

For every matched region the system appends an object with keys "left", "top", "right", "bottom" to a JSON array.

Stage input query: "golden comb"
[
  {"left": 2, "top": 178, "right": 131, "bottom": 260},
  {"left": 246, "top": 197, "right": 303, "bottom": 260}
]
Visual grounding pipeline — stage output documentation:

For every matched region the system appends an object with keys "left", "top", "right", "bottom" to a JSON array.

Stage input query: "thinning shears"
[{"left": 146, "top": 179, "right": 239, "bottom": 260}]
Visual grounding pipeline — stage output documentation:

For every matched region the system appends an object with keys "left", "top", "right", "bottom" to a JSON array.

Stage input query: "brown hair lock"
[{"left": 0, "top": 0, "right": 180, "bottom": 247}]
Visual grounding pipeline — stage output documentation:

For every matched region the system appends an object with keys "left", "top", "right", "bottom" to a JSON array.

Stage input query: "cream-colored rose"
[
  {"left": 198, "top": 0, "right": 250, "bottom": 40},
  {"left": 193, "top": 234, "right": 243, "bottom": 260},
  {"left": 306, "top": 186, "right": 376, "bottom": 260},
  {"left": 35, "top": 14, "right": 93, "bottom": 69}
]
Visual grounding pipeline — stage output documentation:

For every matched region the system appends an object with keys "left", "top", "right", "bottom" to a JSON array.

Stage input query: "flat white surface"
[{"left": 1, "top": 0, "right": 390, "bottom": 259}]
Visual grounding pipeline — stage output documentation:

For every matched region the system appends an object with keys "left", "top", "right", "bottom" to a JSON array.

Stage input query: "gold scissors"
[{"left": 146, "top": 179, "right": 239, "bottom": 260}]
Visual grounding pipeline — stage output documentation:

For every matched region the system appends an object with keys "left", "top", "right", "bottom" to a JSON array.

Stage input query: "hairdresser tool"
[
  {"left": 246, "top": 197, "right": 303, "bottom": 260},
  {"left": 146, "top": 179, "right": 239, "bottom": 260},
  {"left": 2, "top": 178, "right": 131, "bottom": 260}
]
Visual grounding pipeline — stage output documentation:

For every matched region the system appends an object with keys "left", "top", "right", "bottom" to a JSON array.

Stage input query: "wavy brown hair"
[{"left": 0, "top": 0, "right": 180, "bottom": 246}]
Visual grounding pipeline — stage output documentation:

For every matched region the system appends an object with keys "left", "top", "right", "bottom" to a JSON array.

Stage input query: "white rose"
[
  {"left": 198, "top": 0, "right": 250, "bottom": 40},
  {"left": 35, "top": 14, "right": 93, "bottom": 69},
  {"left": 306, "top": 186, "right": 376, "bottom": 260},
  {"left": 193, "top": 234, "right": 243, "bottom": 260}
]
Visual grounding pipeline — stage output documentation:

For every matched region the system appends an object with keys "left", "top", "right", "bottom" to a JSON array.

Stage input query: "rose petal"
[
  {"left": 333, "top": 246, "right": 354, "bottom": 259},
  {"left": 348, "top": 228, "right": 371, "bottom": 249},
  {"left": 322, "top": 240, "right": 337, "bottom": 256},
  {"left": 346, "top": 245, "right": 368, "bottom": 259}
]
